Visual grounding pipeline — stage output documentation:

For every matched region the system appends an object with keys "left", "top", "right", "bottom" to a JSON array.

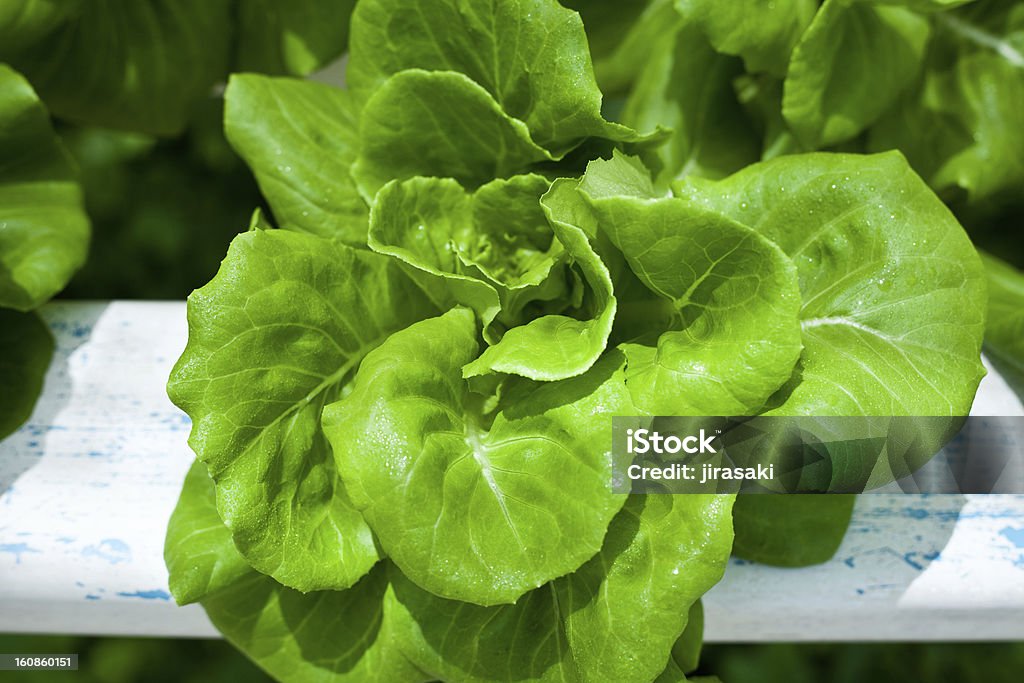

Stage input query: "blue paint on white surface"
[
  {"left": 903, "top": 550, "right": 940, "bottom": 571},
  {"left": 85, "top": 595, "right": 101, "bottom": 601},
  {"left": 843, "top": 557, "right": 855, "bottom": 568},
  {"left": 1000, "top": 527, "right": 1024, "bottom": 548},
  {"left": 56, "top": 537, "right": 74, "bottom": 544},
  {"left": 117, "top": 589, "right": 170, "bottom": 601},
  {"left": 82, "top": 539, "right": 131, "bottom": 564},
  {"left": 0, "top": 543, "right": 41, "bottom": 563}
]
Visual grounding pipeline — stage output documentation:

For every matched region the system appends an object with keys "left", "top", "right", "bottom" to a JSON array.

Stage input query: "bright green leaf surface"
[
  {"left": 234, "top": 0, "right": 355, "bottom": 76},
  {"left": 0, "top": 65, "right": 89, "bottom": 311},
  {"left": 0, "top": 309, "right": 52, "bottom": 440},
  {"left": 166, "top": 461, "right": 429, "bottom": 682},
  {"left": 352, "top": 70, "right": 553, "bottom": 197},
  {"left": 165, "top": 461, "right": 251, "bottom": 605},
  {"left": 5, "top": 1, "right": 232, "bottom": 135},
  {"left": 225, "top": 74, "right": 368, "bottom": 243},
  {"left": 168, "top": 229, "right": 438, "bottom": 592},
  {"left": 676, "top": 0, "right": 817, "bottom": 77},
  {"left": 732, "top": 495, "right": 856, "bottom": 566},
  {"left": 783, "top": 0, "right": 930, "bottom": 149},
  {"left": 387, "top": 493, "right": 734, "bottom": 682},
  {"left": 324, "top": 309, "right": 631, "bottom": 605},
  {"left": 579, "top": 154, "right": 803, "bottom": 416},
  {"left": 348, "top": 0, "right": 643, "bottom": 155},
  {"left": 675, "top": 151, "right": 986, "bottom": 416}
]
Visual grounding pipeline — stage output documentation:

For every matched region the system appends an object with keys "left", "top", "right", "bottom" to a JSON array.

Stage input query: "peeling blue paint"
[
  {"left": 843, "top": 556, "right": 855, "bottom": 568},
  {"left": 0, "top": 543, "right": 41, "bottom": 563},
  {"left": 903, "top": 550, "right": 940, "bottom": 570},
  {"left": 117, "top": 589, "right": 170, "bottom": 601},
  {"left": 1000, "top": 527, "right": 1024, "bottom": 548},
  {"left": 83, "top": 539, "right": 131, "bottom": 564}
]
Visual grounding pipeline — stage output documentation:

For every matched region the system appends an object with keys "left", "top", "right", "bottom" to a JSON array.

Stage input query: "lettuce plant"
[
  {"left": 163, "top": 1, "right": 994, "bottom": 680},
  {"left": 0, "top": 65, "right": 88, "bottom": 439},
  {"left": 0, "top": 0, "right": 360, "bottom": 439}
]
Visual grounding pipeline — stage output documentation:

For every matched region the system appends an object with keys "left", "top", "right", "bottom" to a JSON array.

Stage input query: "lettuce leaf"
[{"left": 0, "top": 65, "right": 89, "bottom": 312}]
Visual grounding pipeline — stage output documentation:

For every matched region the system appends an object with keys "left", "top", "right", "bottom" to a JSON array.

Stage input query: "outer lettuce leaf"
[
  {"left": 981, "top": 252, "right": 1024, "bottom": 397},
  {"left": 0, "top": 64, "right": 89, "bottom": 312},
  {"left": 234, "top": 0, "right": 355, "bottom": 76},
  {"left": 224, "top": 75, "right": 367, "bottom": 243},
  {"left": 869, "top": 1, "right": 1024, "bottom": 205},
  {"left": 621, "top": 21, "right": 760, "bottom": 184},
  {"left": 323, "top": 310, "right": 631, "bottom": 606},
  {"left": 347, "top": 0, "right": 645, "bottom": 156},
  {"left": 164, "top": 461, "right": 253, "bottom": 605},
  {"left": 166, "top": 461, "right": 429, "bottom": 683},
  {"left": 352, "top": 70, "right": 553, "bottom": 196},
  {"left": 676, "top": 0, "right": 818, "bottom": 77},
  {"left": 168, "top": 229, "right": 438, "bottom": 592},
  {"left": 580, "top": 154, "right": 803, "bottom": 416},
  {"left": 783, "top": 0, "right": 930, "bottom": 148},
  {"left": 732, "top": 495, "right": 856, "bottom": 566},
  {"left": 0, "top": 310, "right": 53, "bottom": 441},
  {"left": 3, "top": 1, "right": 232, "bottom": 136},
  {"left": 387, "top": 493, "right": 735, "bottom": 682},
  {"left": 674, "top": 151, "right": 987, "bottom": 416}
]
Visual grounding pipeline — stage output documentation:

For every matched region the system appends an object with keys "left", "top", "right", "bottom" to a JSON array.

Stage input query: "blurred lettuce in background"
[{"left": 58, "top": 99, "right": 263, "bottom": 301}]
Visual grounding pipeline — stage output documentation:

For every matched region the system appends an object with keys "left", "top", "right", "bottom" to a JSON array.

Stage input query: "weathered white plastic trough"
[{"left": 1, "top": 302, "right": 1023, "bottom": 641}]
